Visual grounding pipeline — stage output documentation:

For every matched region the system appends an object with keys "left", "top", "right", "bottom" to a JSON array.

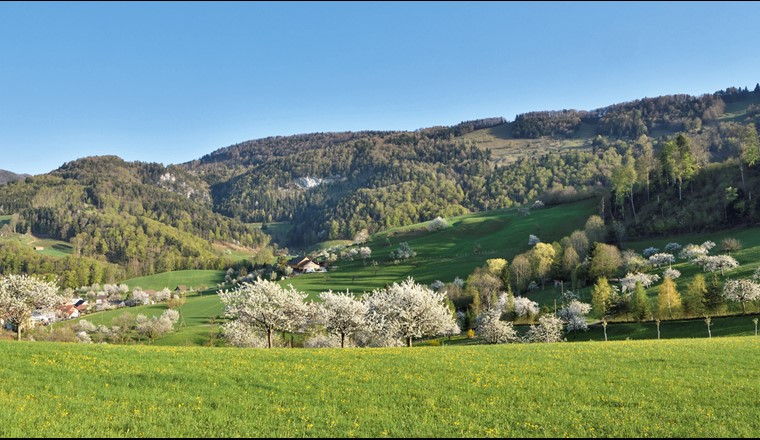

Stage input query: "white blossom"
[
  {"left": 162, "top": 309, "right": 180, "bottom": 324},
  {"left": 642, "top": 247, "right": 659, "bottom": 258},
  {"left": 693, "top": 255, "right": 739, "bottom": 276},
  {"left": 648, "top": 253, "right": 675, "bottom": 268},
  {"left": 524, "top": 314, "right": 565, "bottom": 343},
  {"left": 477, "top": 307, "right": 518, "bottom": 344},
  {"left": 389, "top": 242, "right": 416, "bottom": 260},
  {"left": 73, "top": 319, "right": 97, "bottom": 333},
  {"left": 663, "top": 268, "right": 681, "bottom": 280},
  {"left": 723, "top": 279, "right": 760, "bottom": 313},
  {"left": 430, "top": 280, "right": 445, "bottom": 291},
  {"left": 0, "top": 274, "right": 67, "bottom": 339},
  {"left": 427, "top": 217, "right": 450, "bottom": 231},
  {"left": 76, "top": 331, "right": 92, "bottom": 344},
  {"left": 130, "top": 289, "right": 150, "bottom": 305},
  {"left": 357, "top": 247, "right": 372, "bottom": 259},
  {"left": 620, "top": 272, "right": 660, "bottom": 292},
  {"left": 221, "top": 320, "right": 268, "bottom": 348},
  {"left": 679, "top": 243, "right": 709, "bottom": 261},
  {"left": 557, "top": 299, "right": 592, "bottom": 333},
  {"left": 316, "top": 290, "right": 368, "bottom": 348},
  {"left": 528, "top": 234, "right": 541, "bottom": 246},
  {"left": 664, "top": 242, "right": 682, "bottom": 253},
  {"left": 362, "top": 277, "right": 458, "bottom": 347},
  {"left": 513, "top": 296, "right": 539, "bottom": 318},
  {"left": 219, "top": 278, "right": 310, "bottom": 348}
]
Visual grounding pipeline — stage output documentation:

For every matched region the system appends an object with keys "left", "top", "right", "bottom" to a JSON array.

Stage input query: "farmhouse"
[
  {"left": 287, "top": 256, "right": 322, "bottom": 273},
  {"left": 174, "top": 285, "right": 188, "bottom": 293},
  {"left": 57, "top": 305, "right": 80, "bottom": 320}
]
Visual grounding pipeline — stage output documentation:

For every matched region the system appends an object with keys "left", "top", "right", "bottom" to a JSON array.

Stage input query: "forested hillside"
[
  {"left": 0, "top": 156, "right": 270, "bottom": 283},
  {"left": 181, "top": 85, "right": 760, "bottom": 246}
]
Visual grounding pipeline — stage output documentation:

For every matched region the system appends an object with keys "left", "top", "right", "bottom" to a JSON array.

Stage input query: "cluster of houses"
[{"left": 3, "top": 285, "right": 190, "bottom": 333}]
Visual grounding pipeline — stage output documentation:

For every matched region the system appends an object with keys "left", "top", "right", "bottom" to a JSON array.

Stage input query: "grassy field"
[
  {"left": 460, "top": 122, "right": 595, "bottom": 166},
  {"left": 122, "top": 270, "right": 225, "bottom": 292},
  {"left": 1, "top": 337, "right": 758, "bottom": 437},
  {"left": 283, "top": 198, "right": 597, "bottom": 299},
  {"left": 1, "top": 232, "right": 74, "bottom": 257}
]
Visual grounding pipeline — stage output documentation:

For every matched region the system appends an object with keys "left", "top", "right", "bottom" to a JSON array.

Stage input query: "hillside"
[
  {"left": 0, "top": 169, "right": 28, "bottom": 185},
  {"left": 2, "top": 337, "right": 758, "bottom": 437},
  {"left": 0, "top": 156, "right": 270, "bottom": 285},
  {"left": 179, "top": 85, "right": 760, "bottom": 247}
]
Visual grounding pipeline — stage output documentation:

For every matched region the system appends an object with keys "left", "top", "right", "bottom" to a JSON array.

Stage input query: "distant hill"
[
  {"left": 0, "top": 156, "right": 270, "bottom": 286},
  {"left": 0, "top": 169, "right": 28, "bottom": 185}
]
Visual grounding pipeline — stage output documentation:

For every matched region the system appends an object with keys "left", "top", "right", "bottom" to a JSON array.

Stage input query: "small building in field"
[
  {"left": 287, "top": 256, "right": 322, "bottom": 273},
  {"left": 174, "top": 285, "right": 188, "bottom": 294}
]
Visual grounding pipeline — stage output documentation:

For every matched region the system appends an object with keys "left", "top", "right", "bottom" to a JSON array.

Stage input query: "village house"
[
  {"left": 287, "top": 256, "right": 322, "bottom": 273},
  {"left": 57, "top": 304, "right": 80, "bottom": 320}
]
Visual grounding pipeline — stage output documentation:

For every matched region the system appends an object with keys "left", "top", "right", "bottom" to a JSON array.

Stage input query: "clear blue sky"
[{"left": 2, "top": 1, "right": 760, "bottom": 175}]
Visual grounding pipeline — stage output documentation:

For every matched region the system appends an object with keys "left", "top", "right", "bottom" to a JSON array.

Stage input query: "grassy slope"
[
  {"left": 282, "top": 198, "right": 597, "bottom": 299},
  {"left": 122, "top": 270, "right": 225, "bottom": 291},
  {"left": 0, "top": 231, "right": 73, "bottom": 257},
  {"left": 460, "top": 122, "right": 595, "bottom": 166},
  {"left": 1, "top": 337, "right": 758, "bottom": 437}
]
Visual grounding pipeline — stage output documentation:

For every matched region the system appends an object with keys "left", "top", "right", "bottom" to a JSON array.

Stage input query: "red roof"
[{"left": 58, "top": 305, "right": 78, "bottom": 316}]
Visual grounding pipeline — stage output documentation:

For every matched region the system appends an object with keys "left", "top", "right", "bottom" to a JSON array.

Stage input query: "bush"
[{"left": 427, "top": 217, "right": 450, "bottom": 231}]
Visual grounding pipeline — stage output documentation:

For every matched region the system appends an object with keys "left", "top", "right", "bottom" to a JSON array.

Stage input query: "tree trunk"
[
  {"left": 678, "top": 179, "right": 683, "bottom": 201},
  {"left": 407, "top": 336, "right": 412, "bottom": 347},
  {"left": 742, "top": 302, "right": 746, "bottom": 314},
  {"left": 17, "top": 324, "right": 22, "bottom": 341},
  {"left": 740, "top": 162, "right": 747, "bottom": 199},
  {"left": 629, "top": 191, "right": 637, "bottom": 221},
  {"left": 656, "top": 322, "right": 661, "bottom": 340},
  {"left": 341, "top": 332, "right": 345, "bottom": 348},
  {"left": 267, "top": 328, "right": 272, "bottom": 349},
  {"left": 646, "top": 176, "right": 650, "bottom": 202}
]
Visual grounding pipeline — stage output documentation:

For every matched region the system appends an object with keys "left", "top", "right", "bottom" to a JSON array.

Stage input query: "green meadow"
[
  {"left": 283, "top": 198, "right": 597, "bottom": 298},
  {"left": 0, "top": 229, "right": 73, "bottom": 257},
  {"left": 122, "top": 270, "right": 225, "bottom": 292},
  {"left": 1, "top": 337, "right": 758, "bottom": 437}
]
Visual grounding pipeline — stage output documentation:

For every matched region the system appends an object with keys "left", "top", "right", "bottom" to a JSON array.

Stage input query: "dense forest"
[{"left": 2, "top": 84, "right": 760, "bottom": 283}]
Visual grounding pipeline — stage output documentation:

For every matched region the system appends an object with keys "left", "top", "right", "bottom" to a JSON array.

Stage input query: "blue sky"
[{"left": 2, "top": 1, "right": 760, "bottom": 175}]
